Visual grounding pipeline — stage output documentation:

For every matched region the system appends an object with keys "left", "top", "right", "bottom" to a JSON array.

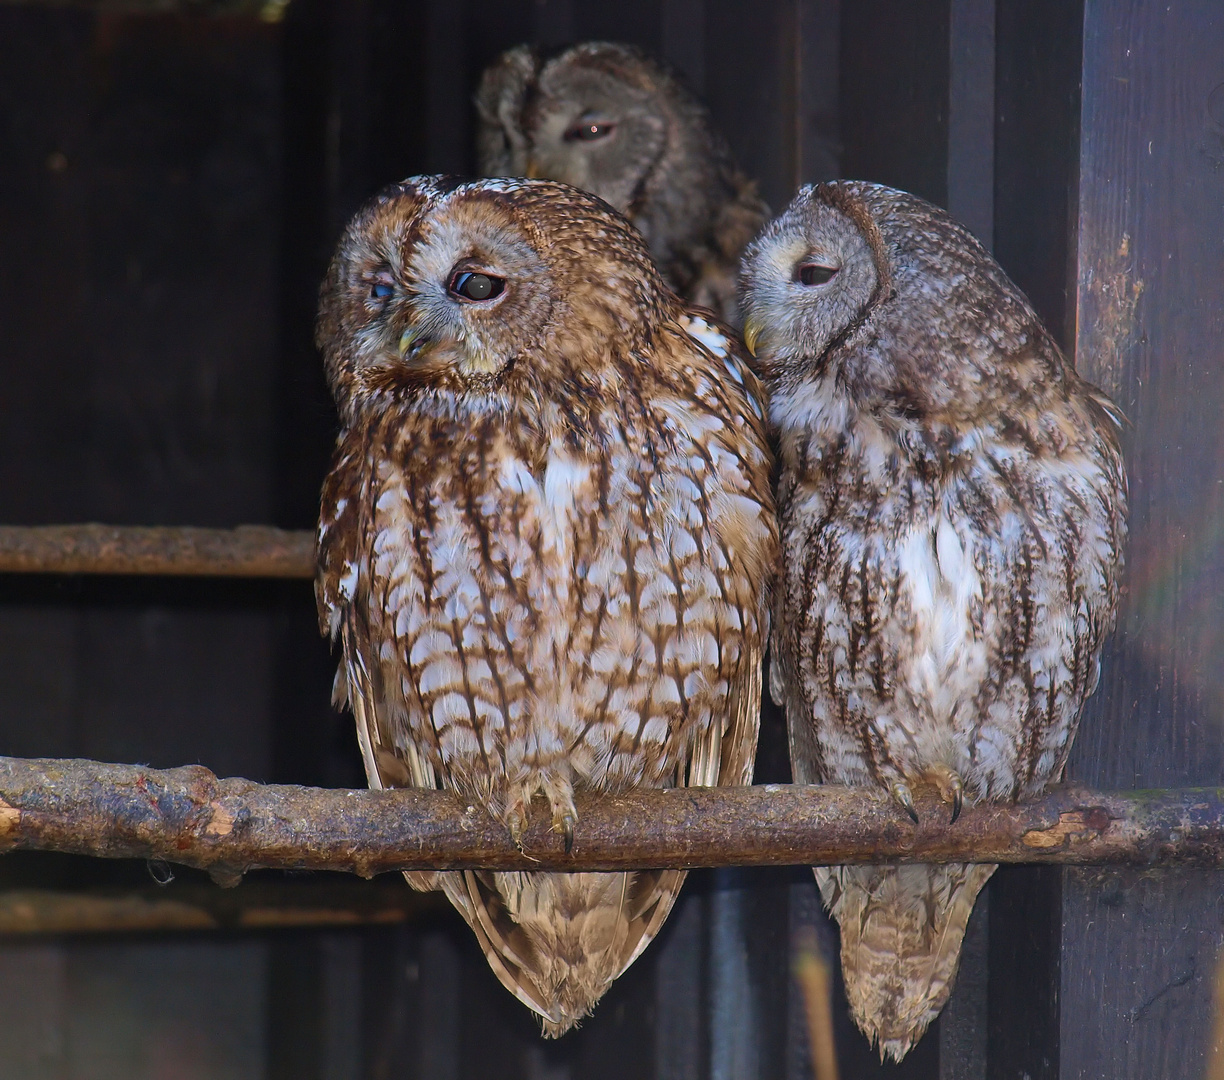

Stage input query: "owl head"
[
  {"left": 476, "top": 42, "right": 761, "bottom": 273},
  {"left": 739, "top": 181, "right": 1051, "bottom": 419},
  {"left": 316, "top": 176, "right": 673, "bottom": 423}
]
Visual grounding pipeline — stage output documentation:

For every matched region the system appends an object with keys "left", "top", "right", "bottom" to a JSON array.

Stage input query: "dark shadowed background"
[{"left": 0, "top": 1, "right": 1220, "bottom": 1078}]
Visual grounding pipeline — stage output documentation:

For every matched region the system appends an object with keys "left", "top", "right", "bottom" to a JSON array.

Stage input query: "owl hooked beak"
[
  {"left": 741, "top": 316, "right": 762, "bottom": 357},
  {"left": 397, "top": 324, "right": 502, "bottom": 379},
  {"left": 398, "top": 326, "right": 425, "bottom": 360},
  {"left": 525, "top": 159, "right": 542, "bottom": 179}
]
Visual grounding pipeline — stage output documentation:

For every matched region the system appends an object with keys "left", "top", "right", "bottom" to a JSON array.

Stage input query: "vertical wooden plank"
[
  {"left": 1060, "top": 868, "right": 1221, "bottom": 1079},
  {"left": 938, "top": 894, "right": 988, "bottom": 1080},
  {"left": 361, "top": 923, "right": 418, "bottom": 1080},
  {"left": 992, "top": 3, "right": 1224, "bottom": 1078},
  {"left": 704, "top": 1, "right": 801, "bottom": 211},
  {"left": 0, "top": 10, "right": 286, "bottom": 1080},
  {"left": 709, "top": 871, "right": 761, "bottom": 1080},
  {"left": 576, "top": 1, "right": 661, "bottom": 57},
  {"left": 945, "top": 0, "right": 994, "bottom": 247},
  {"left": 416, "top": 930, "right": 463, "bottom": 1080},
  {"left": 533, "top": 0, "right": 576, "bottom": 48},
  {"left": 425, "top": 0, "right": 470, "bottom": 175},
  {"left": 655, "top": 884, "right": 708, "bottom": 1080},
  {"left": 662, "top": 0, "right": 706, "bottom": 95},
  {"left": 1057, "top": 4, "right": 1224, "bottom": 1078},
  {"left": 839, "top": 0, "right": 950, "bottom": 207},
  {"left": 986, "top": 5, "right": 1085, "bottom": 1077},
  {"left": 986, "top": 867, "right": 1062, "bottom": 1080},
  {"left": 0, "top": 943, "right": 68, "bottom": 1080},
  {"left": 992, "top": 0, "right": 1084, "bottom": 347},
  {"left": 320, "top": 932, "right": 363, "bottom": 1080},
  {"left": 269, "top": 934, "right": 324, "bottom": 1080},
  {"left": 796, "top": 0, "right": 840, "bottom": 186}
]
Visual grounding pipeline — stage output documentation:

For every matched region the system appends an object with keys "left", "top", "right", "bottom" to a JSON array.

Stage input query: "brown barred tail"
[
  {"left": 816, "top": 861, "right": 996, "bottom": 1062},
  {"left": 440, "top": 868, "right": 686, "bottom": 1037}
]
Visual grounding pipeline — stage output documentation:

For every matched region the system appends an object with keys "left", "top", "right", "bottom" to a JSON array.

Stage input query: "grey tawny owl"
[
  {"left": 739, "top": 181, "right": 1127, "bottom": 1060},
  {"left": 315, "top": 176, "right": 777, "bottom": 1035},
  {"left": 475, "top": 41, "right": 768, "bottom": 325}
]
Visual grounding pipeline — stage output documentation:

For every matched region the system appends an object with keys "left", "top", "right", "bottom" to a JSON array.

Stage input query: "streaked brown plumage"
[
  {"left": 476, "top": 42, "right": 767, "bottom": 325},
  {"left": 315, "top": 176, "right": 777, "bottom": 1035},
  {"left": 740, "top": 181, "right": 1127, "bottom": 1060}
]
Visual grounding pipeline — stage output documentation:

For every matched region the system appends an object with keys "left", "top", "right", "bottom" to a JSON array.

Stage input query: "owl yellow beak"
[
  {"left": 742, "top": 316, "right": 762, "bottom": 357},
  {"left": 398, "top": 324, "right": 500, "bottom": 377},
  {"left": 525, "top": 159, "right": 542, "bottom": 179},
  {"left": 398, "top": 327, "right": 418, "bottom": 356}
]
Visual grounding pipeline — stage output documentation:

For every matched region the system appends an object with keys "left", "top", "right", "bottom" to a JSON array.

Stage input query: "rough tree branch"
[{"left": 0, "top": 757, "right": 1219, "bottom": 883}]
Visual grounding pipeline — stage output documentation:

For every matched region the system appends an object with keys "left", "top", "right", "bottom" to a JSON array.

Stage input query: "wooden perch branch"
[
  {"left": 0, "top": 524, "right": 314, "bottom": 578},
  {"left": 0, "top": 757, "right": 1220, "bottom": 881}
]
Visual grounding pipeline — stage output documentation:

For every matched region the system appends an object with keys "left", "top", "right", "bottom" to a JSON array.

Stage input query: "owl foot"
[
  {"left": 927, "top": 765, "right": 965, "bottom": 824},
  {"left": 538, "top": 771, "right": 579, "bottom": 855},
  {"left": 890, "top": 781, "right": 920, "bottom": 824}
]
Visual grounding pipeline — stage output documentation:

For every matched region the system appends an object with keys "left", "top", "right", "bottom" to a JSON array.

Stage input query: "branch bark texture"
[
  {"left": 0, "top": 525, "right": 314, "bottom": 578},
  {"left": 0, "top": 757, "right": 1218, "bottom": 882}
]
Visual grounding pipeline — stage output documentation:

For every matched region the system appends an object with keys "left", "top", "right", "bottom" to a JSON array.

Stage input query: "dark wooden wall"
[
  {"left": 0, "top": 9, "right": 283, "bottom": 1079},
  {"left": 995, "top": 2, "right": 1224, "bottom": 1078},
  {"left": 0, "top": 1, "right": 1216, "bottom": 1077}
]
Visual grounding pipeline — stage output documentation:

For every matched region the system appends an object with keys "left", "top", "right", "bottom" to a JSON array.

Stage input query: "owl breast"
[
  {"left": 336, "top": 389, "right": 769, "bottom": 822},
  {"left": 775, "top": 376, "right": 1123, "bottom": 804}
]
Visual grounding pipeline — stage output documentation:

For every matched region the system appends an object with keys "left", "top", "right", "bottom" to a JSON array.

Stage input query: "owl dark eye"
[
  {"left": 449, "top": 271, "right": 505, "bottom": 302},
  {"left": 797, "top": 263, "right": 839, "bottom": 286},
  {"left": 370, "top": 282, "right": 394, "bottom": 300},
  {"left": 564, "top": 120, "right": 615, "bottom": 142}
]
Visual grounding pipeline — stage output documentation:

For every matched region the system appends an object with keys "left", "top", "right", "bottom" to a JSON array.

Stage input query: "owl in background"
[
  {"left": 315, "top": 176, "right": 777, "bottom": 1035},
  {"left": 476, "top": 41, "right": 768, "bottom": 325},
  {"left": 740, "top": 182, "right": 1126, "bottom": 1060}
]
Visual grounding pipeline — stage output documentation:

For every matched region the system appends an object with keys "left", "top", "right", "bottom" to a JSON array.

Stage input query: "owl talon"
[
  {"left": 891, "top": 782, "right": 919, "bottom": 824},
  {"left": 559, "top": 814, "right": 576, "bottom": 855},
  {"left": 928, "top": 765, "right": 965, "bottom": 824}
]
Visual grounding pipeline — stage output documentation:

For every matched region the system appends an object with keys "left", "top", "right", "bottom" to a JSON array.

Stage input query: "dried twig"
[
  {"left": 0, "top": 757, "right": 1220, "bottom": 882},
  {"left": 0, "top": 524, "right": 314, "bottom": 578}
]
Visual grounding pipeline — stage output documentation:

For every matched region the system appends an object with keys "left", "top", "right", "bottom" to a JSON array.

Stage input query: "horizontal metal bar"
[
  {"left": 0, "top": 525, "right": 314, "bottom": 578},
  {"left": 0, "top": 757, "right": 1218, "bottom": 879}
]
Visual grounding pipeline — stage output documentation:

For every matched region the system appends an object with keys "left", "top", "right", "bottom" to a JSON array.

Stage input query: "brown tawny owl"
[
  {"left": 739, "top": 181, "right": 1127, "bottom": 1060},
  {"left": 315, "top": 175, "right": 777, "bottom": 1035},
  {"left": 475, "top": 42, "right": 768, "bottom": 325}
]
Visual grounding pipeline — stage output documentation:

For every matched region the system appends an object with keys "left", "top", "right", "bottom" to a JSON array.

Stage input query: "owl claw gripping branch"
[
  {"left": 314, "top": 176, "right": 777, "bottom": 1036},
  {"left": 741, "top": 181, "right": 1127, "bottom": 1061}
]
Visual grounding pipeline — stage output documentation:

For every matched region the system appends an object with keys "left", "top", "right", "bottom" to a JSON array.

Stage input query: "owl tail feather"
[
  {"left": 816, "top": 861, "right": 996, "bottom": 1062},
  {"left": 436, "top": 867, "right": 686, "bottom": 1037}
]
